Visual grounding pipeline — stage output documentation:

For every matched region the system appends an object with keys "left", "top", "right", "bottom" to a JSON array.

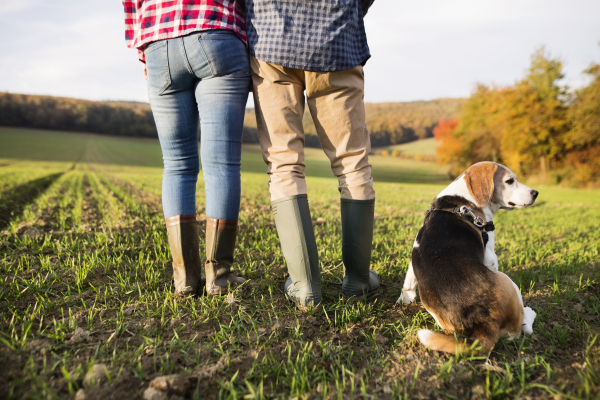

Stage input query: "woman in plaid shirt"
[{"left": 123, "top": 0, "right": 250, "bottom": 297}]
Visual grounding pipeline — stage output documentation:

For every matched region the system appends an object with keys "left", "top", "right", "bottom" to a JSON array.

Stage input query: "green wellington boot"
[
  {"left": 204, "top": 218, "right": 246, "bottom": 295},
  {"left": 341, "top": 198, "right": 380, "bottom": 300},
  {"left": 165, "top": 215, "right": 202, "bottom": 297},
  {"left": 272, "top": 194, "right": 322, "bottom": 310}
]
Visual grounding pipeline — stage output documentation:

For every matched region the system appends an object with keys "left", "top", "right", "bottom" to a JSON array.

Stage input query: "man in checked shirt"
[{"left": 247, "top": 0, "right": 378, "bottom": 310}]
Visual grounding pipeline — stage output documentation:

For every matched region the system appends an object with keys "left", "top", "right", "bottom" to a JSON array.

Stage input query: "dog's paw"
[
  {"left": 522, "top": 307, "right": 536, "bottom": 335},
  {"left": 416, "top": 329, "right": 434, "bottom": 345},
  {"left": 483, "top": 252, "right": 498, "bottom": 272},
  {"left": 398, "top": 289, "right": 416, "bottom": 304}
]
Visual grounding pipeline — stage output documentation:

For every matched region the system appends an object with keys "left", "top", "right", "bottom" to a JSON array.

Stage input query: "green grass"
[
  {"left": 0, "top": 127, "right": 448, "bottom": 184},
  {"left": 0, "top": 127, "right": 599, "bottom": 399},
  {"left": 385, "top": 137, "right": 438, "bottom": 156},
  {"left": 0, "top": 127, "right": 163, "bottom": 167}
]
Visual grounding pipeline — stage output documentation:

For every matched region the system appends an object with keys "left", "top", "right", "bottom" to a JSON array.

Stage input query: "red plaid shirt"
[{"left": 123, "top": 0, "right": 247, "bottom": 63}]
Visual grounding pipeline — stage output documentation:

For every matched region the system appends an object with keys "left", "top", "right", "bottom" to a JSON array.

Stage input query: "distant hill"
[
  {"left": 243, "top": 98, "right": 465, "bottom": 147},
  {"left": 365, "top": 99, "right": 464, "bottom": 146},
  {"left": 0, "top": 92, "right": 157, "bottom": 138},
  {"left": 0, "top": 92, "right": 463, "bottom": 147}
]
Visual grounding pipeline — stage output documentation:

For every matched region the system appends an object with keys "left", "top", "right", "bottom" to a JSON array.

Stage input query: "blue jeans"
[{"left": 145, "top": 30, "right": 250, "bottom": 220}]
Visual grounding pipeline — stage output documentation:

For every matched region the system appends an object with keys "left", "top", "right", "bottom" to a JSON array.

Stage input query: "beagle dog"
[{"left": 398, "top": 162, "right": 538, "bottom": 355}]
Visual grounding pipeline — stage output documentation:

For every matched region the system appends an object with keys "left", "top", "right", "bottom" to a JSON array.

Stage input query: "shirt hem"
[{"left": 251, "top": 54, "right": 370, "bottom": 72}]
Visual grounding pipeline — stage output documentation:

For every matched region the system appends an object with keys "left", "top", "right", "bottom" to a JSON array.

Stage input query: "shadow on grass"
[{"left": 0, "top": 172, "right": 64, "bottom": 230}]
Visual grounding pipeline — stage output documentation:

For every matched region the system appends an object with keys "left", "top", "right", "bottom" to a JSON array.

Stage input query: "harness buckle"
[{"left": 459, "top": 206, "right": 485, "bottom": 228}]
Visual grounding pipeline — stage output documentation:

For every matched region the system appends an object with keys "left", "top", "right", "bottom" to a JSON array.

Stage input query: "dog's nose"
[{"left": 531, "top": 190, "right": 539, "bottom": 199}]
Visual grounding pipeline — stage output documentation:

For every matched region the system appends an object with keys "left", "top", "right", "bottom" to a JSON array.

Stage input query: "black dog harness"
[{"left": 425, "top": 205, "right": 495, "bottom": 247}]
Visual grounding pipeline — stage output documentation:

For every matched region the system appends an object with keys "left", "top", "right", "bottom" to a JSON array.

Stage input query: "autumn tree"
[
  {"left": 499, "top": 47, "right": 568, "bottom": 175},
  {"left": 563, "top": 61, "right": 600, "bottom": 184},
  {"left": 436, "top": 47, "right": 572, "bottom": 177},
  {"left": 436, "top": 84, "right": 507, "bottom": 174},
  {"left": 432, "top": 118, "right": 460, "bottom": 166}
]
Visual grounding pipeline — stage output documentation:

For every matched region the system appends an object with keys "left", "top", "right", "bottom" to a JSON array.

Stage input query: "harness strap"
[{"left": 425, "top": 206, "right": 494, "bottom": 247}]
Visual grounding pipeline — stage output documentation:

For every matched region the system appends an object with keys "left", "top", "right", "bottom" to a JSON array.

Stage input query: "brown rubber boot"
[
  {"left": 165, "top": 214, "right": 202, "bottom": 297},
  {"left": 205, "top": 218, "right": 246, "bottom": 295}
]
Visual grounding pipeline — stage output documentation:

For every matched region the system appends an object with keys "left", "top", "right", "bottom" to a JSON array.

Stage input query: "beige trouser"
[{"left": 250, "top": 56, "right": 375, "bottom": 201}]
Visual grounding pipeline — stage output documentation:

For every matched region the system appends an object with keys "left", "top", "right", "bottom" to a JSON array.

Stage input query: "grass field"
[
  {"left": 1, "top": 127, "right": 599, "bottom": 399},
  {"left": 385, "top": 138, "right": 438, "bottom": 157}
]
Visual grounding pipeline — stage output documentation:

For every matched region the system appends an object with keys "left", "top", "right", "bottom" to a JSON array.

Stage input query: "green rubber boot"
[
  {"left": 341, "top": 198, "right": 380, "bottom": 300},
  {"left": 272, "top": 194, "right": 322, "bottom": 310}
]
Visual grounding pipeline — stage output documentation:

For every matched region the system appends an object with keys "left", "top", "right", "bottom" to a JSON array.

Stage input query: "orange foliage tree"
[
  {"left": 563, "top": 62, "right": 600, "bottom": 185},
  {"left": 434, "top": 84, "right": 508, "bottom": 175},
  {"left": 432, "top": 118, "right": 459, "bottom": 165},
  {"left": 434, "top": 47, "right": 584, "bottom": 180}
]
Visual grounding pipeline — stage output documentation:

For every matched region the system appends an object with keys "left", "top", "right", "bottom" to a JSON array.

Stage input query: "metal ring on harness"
[{"left": 459, "top": 206, "right": 485, "bottom": 228}]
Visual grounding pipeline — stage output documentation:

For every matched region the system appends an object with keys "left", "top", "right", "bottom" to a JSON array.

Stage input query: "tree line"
[
  {"left": 0, "top": 92, "right": 462, "bottom": 148},
  {"left": 0, "top": 93, "right": 158, "bottom": 137},
  {"left": 242, "top": 99, "right": 464, "bottom": 148},
  {"left": 434, "top": 47, "right": 600, "bottom": 186}
]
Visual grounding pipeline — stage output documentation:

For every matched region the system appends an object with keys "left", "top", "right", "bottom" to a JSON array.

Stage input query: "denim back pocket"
[
  {"left": 198, "top": 31, "right": 250, "bottom": 78},
  {"left": 144, "top": 40, "right": 171, "bottom": 95}
]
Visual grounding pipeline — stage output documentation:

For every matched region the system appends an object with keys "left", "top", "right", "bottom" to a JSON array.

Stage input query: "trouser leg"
[
  {"left": 149, "top": 88, "right": 200, "bottom": 219},
  {"left": 196, "top": 69, "right": 250, "bottom": 294},
  {"left": 305, "top": 66, "right": 378, "bottom": 299},
  {"left": 251, "top": 57, "right": 322, "bottom": 308},
  {"left": 148, "top": 75, "right": 201, "bottom": 296},
  {"left": 305, "top": 65, "right": 375, "bottom": 200},
  {"left": 196, "top": 74, "right": 249, "bottom": 221},
  {"left": 250, "top": 56, "right": 308, "bottom": 201}
]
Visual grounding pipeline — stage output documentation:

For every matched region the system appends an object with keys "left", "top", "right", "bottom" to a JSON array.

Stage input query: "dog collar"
[{"left": 425, "top": 205, "right": 495, "bottom": 246}]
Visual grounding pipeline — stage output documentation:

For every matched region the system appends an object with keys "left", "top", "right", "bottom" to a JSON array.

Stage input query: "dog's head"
[{"left": 463, "top": 162, "right": 539, "bottom": 211}]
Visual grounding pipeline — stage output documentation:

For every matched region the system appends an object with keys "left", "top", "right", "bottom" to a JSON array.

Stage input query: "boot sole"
[
  {"left": 207, "top": 287, "right": 229, "bottom": 296},
  {"left": 285, "top": 294, "right": 323, "bottom": 312},
  {"left": 175, "top": 289, "right": 196, "bottom": 298},
  {"left": 293, "top": 301, "right": 323, "bottom": 313},
  {"left": 342, "top": 288, "right": 380, "bottom": 302}
]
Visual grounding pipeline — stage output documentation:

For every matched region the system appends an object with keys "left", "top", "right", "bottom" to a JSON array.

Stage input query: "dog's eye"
[{"left": 505, "top": 179, "right": 515, "bottom": 185}]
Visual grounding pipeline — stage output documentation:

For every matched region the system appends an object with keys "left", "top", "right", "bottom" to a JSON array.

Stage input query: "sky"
[{"left": 0, "top": 0, "right": 599, "bottom": 105}]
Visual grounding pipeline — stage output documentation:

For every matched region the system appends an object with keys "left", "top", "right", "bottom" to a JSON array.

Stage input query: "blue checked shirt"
[{"left": 246, "top": 0, "right": 371, "bottom": 72}]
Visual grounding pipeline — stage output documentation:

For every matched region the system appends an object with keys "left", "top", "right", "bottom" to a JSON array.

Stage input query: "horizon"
[{"left": 0, "top": 91, "right": 467, "bottom": 106}]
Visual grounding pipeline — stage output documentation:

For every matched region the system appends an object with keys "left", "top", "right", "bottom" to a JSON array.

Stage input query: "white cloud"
[
  {"left": 0, "top": 0, "right": 35, "bottom": 15},
  {"left": 0, "top": 2, "right": 148, "bottom": 101},
  {"left": 363, "top": 0, "right": 600, "bottom": 101}
]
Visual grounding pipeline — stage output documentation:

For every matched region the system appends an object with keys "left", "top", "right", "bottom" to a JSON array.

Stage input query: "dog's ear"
[{"left": 464, "top": 162, "right": 498, "bottom": 207}]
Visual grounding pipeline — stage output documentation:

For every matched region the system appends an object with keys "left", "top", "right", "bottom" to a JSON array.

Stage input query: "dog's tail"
[{"left": 417, "top": 329, "right": 496, "bottom": 355}]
